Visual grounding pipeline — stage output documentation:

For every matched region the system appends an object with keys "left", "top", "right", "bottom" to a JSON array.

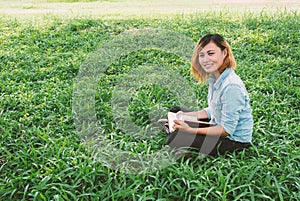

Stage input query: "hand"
[{"left": 173, "top": 119, "right": 194, "bottom": 133}]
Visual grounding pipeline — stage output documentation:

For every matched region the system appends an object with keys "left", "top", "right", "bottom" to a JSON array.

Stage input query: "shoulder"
[
  {"left": 221, "top": 69, "right": 249, "bottom": 96},
  {"left": 223, "top": 69, "right": 244, "bottom": 85}
]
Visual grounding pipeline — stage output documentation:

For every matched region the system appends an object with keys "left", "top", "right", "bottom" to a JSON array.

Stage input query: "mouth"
[{"left": 203, "top": 63, "right": 214, "bottom": 69}]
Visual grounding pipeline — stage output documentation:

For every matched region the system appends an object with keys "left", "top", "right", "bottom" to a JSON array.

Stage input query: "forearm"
[
  {"left": 188, "top": 125, "right": 228, "bottom": 136},
  {"left": 183, "top": 109, "right": 208, "bottom": 119}
]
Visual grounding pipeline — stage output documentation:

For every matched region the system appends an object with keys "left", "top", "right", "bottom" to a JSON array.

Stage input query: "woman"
[{"left": 166, "top": 34, "right": 253, "bottom": 157}]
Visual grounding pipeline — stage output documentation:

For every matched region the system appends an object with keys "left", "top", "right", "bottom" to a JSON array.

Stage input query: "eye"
[{"left": 208, "top": 52, "right": 214, "bottom": 56}]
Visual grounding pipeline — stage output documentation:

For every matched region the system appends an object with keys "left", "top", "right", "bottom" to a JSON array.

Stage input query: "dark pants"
[{"left": 167, "top": 106, "right": 251, "bottom": 157}]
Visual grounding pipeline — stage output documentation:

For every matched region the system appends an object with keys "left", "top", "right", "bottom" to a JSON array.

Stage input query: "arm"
[
  {"left": 173, "top": 84, "right": 246, "bottom": 137},
  {"left": 194, "top": 125, "right": 228, "bottom": 136},
  {"left": 173, "top": 120, "right": 228, "bottom": 136},
  {"left": 177, "top": 109, "right": 209, "bottom": 120}
]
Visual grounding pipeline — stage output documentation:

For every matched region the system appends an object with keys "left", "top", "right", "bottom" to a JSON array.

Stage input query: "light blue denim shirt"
[{"left": 204, "top": 68, "right": 253, "bottom": 143}]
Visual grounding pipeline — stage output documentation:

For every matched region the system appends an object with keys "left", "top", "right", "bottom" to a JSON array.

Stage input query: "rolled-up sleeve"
[
  {"left": 203, "top": 107, "right": 211, "bottom": 119},
  {"left": 220, "top": 84, "right": 246, "bottom": 135}
]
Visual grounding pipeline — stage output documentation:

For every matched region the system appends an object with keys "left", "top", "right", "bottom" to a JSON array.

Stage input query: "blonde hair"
[{"left": 191, "top": 34, "right": 236, "bottom": 83}]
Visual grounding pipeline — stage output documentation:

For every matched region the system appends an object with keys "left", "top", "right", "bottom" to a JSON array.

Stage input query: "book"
[{"left": 167, "top": 112, "right": 215, "bottom": 133}]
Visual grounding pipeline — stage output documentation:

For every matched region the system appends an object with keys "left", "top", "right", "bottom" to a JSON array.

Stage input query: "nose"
[
  {"left": 203, "top": 56, "right": 210, "bottom": 62},
  {"left": 200, "top": 54, "right": 210, "bottom": 63}
]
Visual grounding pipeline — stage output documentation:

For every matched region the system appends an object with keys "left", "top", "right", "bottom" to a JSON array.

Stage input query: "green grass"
[{"left": 0, "top": 9, "right": 299, "bottom": 200}]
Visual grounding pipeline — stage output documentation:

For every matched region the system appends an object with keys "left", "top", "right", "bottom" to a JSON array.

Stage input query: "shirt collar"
[{"left": 209, "top": 68, "right": 233, "bottom": 89}]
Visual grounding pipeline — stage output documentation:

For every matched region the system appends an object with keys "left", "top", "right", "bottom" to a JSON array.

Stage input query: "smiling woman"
[
  {"left": 164, "top": 34, "right": 254, "bottom": 157},
  {"left": 193, "top": 34, "right": 236, "bottom": 82}
]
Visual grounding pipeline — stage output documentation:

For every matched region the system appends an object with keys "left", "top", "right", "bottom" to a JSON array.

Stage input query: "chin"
[{"left": 204, "top": 69, "right": 217, "bottom": 74}]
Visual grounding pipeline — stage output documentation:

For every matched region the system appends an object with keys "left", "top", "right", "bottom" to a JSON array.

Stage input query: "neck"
[{"left": 213, "top": 71, "right": 221, "bottom": 80}]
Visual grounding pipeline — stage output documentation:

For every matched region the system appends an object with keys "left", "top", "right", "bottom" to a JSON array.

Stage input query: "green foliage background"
[{"left": 0, "top": 10, "right": 299, "bottom": 200}]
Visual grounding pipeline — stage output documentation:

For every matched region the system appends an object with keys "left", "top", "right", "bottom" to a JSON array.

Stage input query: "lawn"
[{"left": 0, "top": 1, "right": 299, "bottom": 200}]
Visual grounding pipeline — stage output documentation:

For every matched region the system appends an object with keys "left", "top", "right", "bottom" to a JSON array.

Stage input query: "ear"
[{"left": 223, "top": 48, "right": 228, "bottom": 58}]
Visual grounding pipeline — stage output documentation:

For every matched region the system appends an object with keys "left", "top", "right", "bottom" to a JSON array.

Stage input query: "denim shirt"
[{"left": 204, "top": 68, "right": 253, "bottom": 143}]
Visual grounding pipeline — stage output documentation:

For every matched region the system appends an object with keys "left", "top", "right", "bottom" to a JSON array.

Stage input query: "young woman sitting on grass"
[{"left": 163, "top": 34, "right": 253, "bottom": 157}]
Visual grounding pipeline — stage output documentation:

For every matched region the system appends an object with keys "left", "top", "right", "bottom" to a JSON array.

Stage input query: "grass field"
[{"left": 0, "top": 0, "right": 300, "bottom": 200}]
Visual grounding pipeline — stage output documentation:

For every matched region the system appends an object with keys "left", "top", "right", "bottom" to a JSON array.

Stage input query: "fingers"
[
  {"left": 173, "top": 123, "right": 179, "bottom": 131},
  {"left": 173, "top": 119, "right": 182, "bottom": 124},
  {"left": 172, "top": 119, "right": 181, "bottom": 131}
]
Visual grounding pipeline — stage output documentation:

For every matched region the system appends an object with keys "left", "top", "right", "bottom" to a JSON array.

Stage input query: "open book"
[{"left": 167, "top": 112, "right": 215, "bottom": 133}]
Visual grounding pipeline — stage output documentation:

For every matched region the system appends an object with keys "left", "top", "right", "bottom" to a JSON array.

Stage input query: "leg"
[
  {"left": 167, "top": 131, "right": 220, "bottom": 156},
  {"left": 215, "top": 138, "right": 252, "bottom": 156},
  {"left": 169, "top": 106, "right": 192, "bottom": 113}
]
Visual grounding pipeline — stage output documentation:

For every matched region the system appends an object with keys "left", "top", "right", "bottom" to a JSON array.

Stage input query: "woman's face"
[{"left": 198, "top": 41, "right": 227, "bottom": 75}]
